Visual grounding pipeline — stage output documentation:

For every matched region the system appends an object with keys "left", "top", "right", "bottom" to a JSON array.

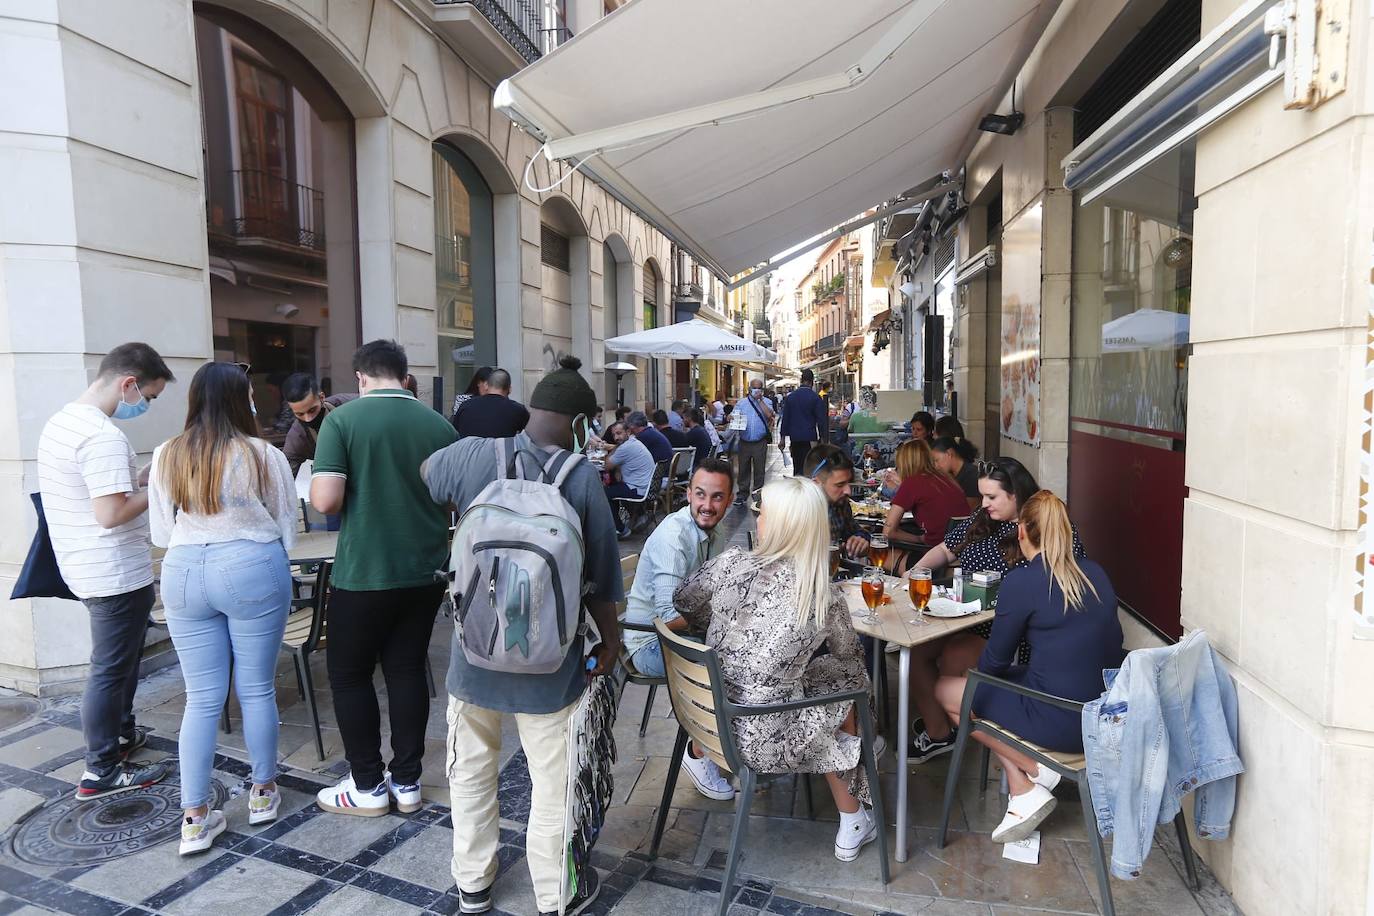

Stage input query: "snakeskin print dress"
[{"left": 674, "top": 547, "right": 872, "bottom": 802}]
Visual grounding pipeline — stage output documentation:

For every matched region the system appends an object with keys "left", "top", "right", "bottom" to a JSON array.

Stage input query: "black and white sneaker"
[
  {"left": 75, "top": 761, "right": 168, "bottom": 801},
  {"left": 458, "top": 883, "right": 493, "bottom": 914},
  {"left": 909, "top": 725, "right": 958, "bottom": 764},
  {"left": 539, "top": 867, "right": 599, "bottom": 916},
  {"left": 118, "top": 726, "right": 151, "bottom": 759}
]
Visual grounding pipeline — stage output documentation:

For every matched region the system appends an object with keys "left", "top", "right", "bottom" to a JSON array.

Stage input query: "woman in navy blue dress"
[{"left": 935, "top": 490, "right": 1125, "bottom": 844}]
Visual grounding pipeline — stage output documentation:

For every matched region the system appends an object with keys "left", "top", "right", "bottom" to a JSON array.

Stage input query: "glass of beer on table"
[
  {"left": 859, "top": 566, "right": 884, "bottom": 624},
  {"left": 908, "top": 567, "right": 932, "bottom": 625},
  {"left": 868, "top": 534, "right": 889, "bottom": 570}
]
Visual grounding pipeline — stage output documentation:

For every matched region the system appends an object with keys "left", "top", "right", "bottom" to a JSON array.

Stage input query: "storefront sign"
[{"left": 999, "top": 202, "right": 1042, "bottom": 446}]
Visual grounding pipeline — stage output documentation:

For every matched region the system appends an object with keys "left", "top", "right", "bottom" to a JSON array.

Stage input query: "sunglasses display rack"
[{"left": 558, "top": 674, "right": 620, "bottom": 914}]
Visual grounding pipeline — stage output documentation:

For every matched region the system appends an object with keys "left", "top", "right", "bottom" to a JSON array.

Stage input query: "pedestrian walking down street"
[
  {"left": 734, "top": 378, "right": 775, "bottom": 507},
  {"left": 778, "top": 368, "right": 829, "bottom": 477},
  {"left": 148, "top": 362, "right": 297, "bottom": 855},
  {"left": 309, "top": 340, "right": 457, "bottom": 816},
  {"left": 36, "top": 342, "right": 175, "bottom": 801},
  {"left": 422, "top": 355, "right": 624, "bottom": 916}
]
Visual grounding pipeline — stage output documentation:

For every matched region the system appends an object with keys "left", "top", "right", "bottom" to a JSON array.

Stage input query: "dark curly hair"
[{"left": 953, "top": 456, "right": 1040, "bottom": 567}]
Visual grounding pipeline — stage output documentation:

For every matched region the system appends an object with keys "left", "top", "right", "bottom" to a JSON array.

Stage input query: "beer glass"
[
  {"left": 868, "top": 535, "right": 889, "bottom": 570},
  {"left": 908, "top": 567, "right": 933, "bottom": 625},
  {"left": 859, "top": 566, "right": 884, "bottom": 625}
]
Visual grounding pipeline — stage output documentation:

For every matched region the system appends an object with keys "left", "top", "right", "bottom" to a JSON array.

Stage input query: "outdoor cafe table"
[
  {"left": 839, "top": 575, "right": 995, "bottom": 863},
  {"left": 289, "top": 530, "right": 338, "bottom": 563}
]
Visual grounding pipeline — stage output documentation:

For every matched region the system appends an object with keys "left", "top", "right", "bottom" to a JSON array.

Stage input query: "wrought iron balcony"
[
  {"left": 207, "top": 169, "right": 325, "bottom": 253},
  {"left": 816, "top": 331, "right": 845, "bottom": 354},
  {"left": 432, "top": 0, "right": 571, "bottom": 80}
]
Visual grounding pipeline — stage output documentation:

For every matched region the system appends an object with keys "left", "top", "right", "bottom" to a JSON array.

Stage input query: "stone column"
[{"left": 0, "top": 3, "right": 211, "bottom": 693}]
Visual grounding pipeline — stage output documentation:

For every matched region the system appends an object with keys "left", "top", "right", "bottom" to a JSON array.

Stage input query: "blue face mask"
[
  {"left": 571, "top": 414, "right": 589, "bottom": 454},
  {"left": 113, "top": 384, "right": 149, "bottom": 420}
]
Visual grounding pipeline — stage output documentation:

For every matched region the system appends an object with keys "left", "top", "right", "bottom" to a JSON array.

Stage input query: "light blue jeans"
[{"left": 161, "top": 540, "right": 291, "bottom": 808}]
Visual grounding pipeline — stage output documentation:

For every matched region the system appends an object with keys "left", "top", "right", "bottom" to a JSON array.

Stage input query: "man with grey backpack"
[{"left": 421, "top": 356, "right": 623, "bottom": 916}]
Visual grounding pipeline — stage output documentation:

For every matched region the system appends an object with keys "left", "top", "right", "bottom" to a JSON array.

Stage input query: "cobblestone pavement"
[{"left": 0, "top": 452, "right": 1239, "bottom": 915}]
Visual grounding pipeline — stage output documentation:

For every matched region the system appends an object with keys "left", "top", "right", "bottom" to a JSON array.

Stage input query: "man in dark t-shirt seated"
[
  {"left": 452, "top": 368, "right": 529, "bottom": 439},
  {"left": 653, "top": 410, "right": 689, "bottom": 449},
  {"left": 627, "top": 410, "right": 674, "bottom": 463},
  {"left": 682, "top": 408, "right": 714, "bottom": 468}
]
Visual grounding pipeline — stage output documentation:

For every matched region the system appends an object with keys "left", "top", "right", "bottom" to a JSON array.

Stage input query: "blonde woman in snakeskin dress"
[{"left": 673, "top": 476, "right": 880, "bottom": 862}]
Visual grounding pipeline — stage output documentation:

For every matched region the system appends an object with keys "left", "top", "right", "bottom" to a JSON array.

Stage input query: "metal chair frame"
[
  {"left": 281, "top": 559, "right": 333, "bottom": 760},
  {"left": 611, "top": 458, "right": 670, "bottom": 536},
  {"left": 649, "top": 619, "right": 889, "bottom": 915},
  {"left": 666, "top": 446, "right": 697, "bottom": 510},
  {"left": 937, "top": 670, "right": 1200, "bottom": 916}
]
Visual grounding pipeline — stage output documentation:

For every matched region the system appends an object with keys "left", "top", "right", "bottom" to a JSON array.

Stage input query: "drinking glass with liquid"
[
  {"left": 908, "top": 567, "right": 932, "bottom": 625},
  {"left": 860, "top": 566, "right": 885, "bottom": 625}
]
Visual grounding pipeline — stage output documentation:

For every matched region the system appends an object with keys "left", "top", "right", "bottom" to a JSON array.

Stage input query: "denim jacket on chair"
[{"left": 1081, "top": 629, "right": 1243, "bottom": 880}]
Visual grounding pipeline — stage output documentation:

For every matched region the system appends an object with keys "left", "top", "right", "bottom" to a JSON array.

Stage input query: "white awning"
[{"left": 495, "top": 0, "right": 1061, "bottom": 278}]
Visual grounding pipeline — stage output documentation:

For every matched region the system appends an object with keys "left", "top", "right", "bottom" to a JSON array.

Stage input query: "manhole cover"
[
  {"left": 0, "top": 697, "right": 39, "bottom": 732},
  {"left": 10, "top": 778, "right": 227, "bottom": 866}
]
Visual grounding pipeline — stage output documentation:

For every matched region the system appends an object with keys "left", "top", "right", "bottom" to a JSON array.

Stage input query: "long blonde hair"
[
  {"left": 1019, "top": 490, "right": 1098, "bottom": 611},
  {"left": 753, "top": 477, "right": 833, "bottom": 629},
  {"left": 158, "top": 362, "right": 267, "bottom": 514},
  {"left": 894, "top": 439, "right": 962, "bottom": 494}
]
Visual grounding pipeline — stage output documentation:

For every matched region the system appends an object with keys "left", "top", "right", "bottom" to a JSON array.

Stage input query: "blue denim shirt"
[
  {"left": 1081, "top": 629, "right": 1242, "bottom": 880},
  {"left": 621, "top": 507, "right": 724, "bottom": 657},
  {"left": 738, "top": 394, "right": 775, "bottom": 442}
]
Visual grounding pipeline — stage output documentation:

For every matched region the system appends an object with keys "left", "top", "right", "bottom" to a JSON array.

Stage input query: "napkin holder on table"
[{"left": 964, "top": 579, "right": 1001, "bottom": 609}]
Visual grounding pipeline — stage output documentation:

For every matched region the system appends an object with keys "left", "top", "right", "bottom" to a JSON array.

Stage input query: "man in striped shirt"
[{"left": 37, "top": 342, "right": 175, "bottom": 800}]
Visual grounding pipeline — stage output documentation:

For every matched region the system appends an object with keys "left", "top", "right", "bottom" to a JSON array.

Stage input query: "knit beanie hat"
[{"left": 529, "top": 355, "right": 598, "bottom": 418}]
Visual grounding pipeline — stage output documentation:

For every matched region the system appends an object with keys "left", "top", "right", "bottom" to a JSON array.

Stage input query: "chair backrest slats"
[
  {"left": 619, "top": 554, "right": 638, "bottom": 615},
  {"left": 654, "top": 618, "right": 742, "bottom": 774}
]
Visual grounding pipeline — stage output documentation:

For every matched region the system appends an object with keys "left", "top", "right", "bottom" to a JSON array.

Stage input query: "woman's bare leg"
[
  {"left": 908, "top": 638, "right": 950, "bottom": 737},
  {"left": 934, "top": 674, "right": 1042, "bottom": 795}
]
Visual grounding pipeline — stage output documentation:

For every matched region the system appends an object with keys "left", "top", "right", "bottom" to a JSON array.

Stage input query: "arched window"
[{"left": 433, "top": 143, "right": 495, "bottom": 410}]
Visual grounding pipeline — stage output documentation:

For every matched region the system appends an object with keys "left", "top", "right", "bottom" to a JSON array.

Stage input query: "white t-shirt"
[
  {"left": 37, "top": 404, "right": 153, "bottom": 599},
  {"left": 148, "top": 438, "right": 298, "bottom": 551}
]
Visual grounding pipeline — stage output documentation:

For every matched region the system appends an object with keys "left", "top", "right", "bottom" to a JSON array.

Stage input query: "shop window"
[
  {"left": 1069, "top": 138, "right": 1195, "bottom": 639},
  {"left": 433, "top": 143, "right": 496, "bottom": 411}
]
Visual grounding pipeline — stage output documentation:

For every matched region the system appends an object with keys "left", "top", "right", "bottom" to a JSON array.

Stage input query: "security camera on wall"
[{"left": 275, "top": 302, "right": 300, "bottom": 319}]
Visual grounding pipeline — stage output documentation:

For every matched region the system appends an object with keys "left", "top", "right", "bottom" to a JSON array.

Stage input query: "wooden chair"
[
  {"left": 282, "top": 559, "right": 333, "bottom": 760},
  {"left": 649, "top": 619, "right": 888, "bottom": 915},
  {"left": 614, "top": 554, "right": 666, "bottom": 738},
  {"left": 937, "top": 670, "right": 1200, "bottom": 916}
]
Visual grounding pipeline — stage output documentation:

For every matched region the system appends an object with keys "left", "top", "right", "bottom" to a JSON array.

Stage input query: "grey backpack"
[{"left": 449, "top": 438, "right": 587, "bottom": 674}]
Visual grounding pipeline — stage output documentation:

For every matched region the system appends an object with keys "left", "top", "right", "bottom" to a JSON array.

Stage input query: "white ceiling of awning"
[{"left": 496, "top": 0, "right": 1060, "bottom": 277}]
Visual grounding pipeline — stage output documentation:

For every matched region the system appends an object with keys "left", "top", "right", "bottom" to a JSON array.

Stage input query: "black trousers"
[
  {"left": 326, "top": 583, "right": 444, "bottom": 788},
  {"left": 82, "top": 584, "right": 154, "bottom": 773},
  {"left": 789, "top": 440, "right": 816, "bottom": 476}
]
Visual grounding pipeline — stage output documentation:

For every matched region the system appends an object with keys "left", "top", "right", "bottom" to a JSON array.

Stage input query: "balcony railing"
[
  {"left": 208, "top": 169, "right": 325, "bottom": 252},
  {"left": 816, "top": 331, "right": 845, "bottom": 354},
  {"left": 436, "top": 234, "right": 472, "bottom": 286},
  {"left": 433, "top": 0, "right": 569, "bottom": 63}
]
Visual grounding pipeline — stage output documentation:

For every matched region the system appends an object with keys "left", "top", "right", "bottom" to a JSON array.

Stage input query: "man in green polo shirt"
[{"left": 309, "top": 339, "right": 456, "bottom": 817}]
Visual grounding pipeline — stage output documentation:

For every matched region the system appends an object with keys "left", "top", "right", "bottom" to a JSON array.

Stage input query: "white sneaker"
[
  {"left": 834, "top": 806, "right": 878, "bottom": 861},
  {"left": 991, "top": 784, "right": 1057, "bottom": 843},
  {"left": 248, "top": 785, "right": 280, "bottom": 826},
  {"left": 870, "top": 735, "right": 887, "bottom": 760},
  {"left": 385, "top": 771, "right": 423, "bottom": 813},
  {"left": 681, "top": 751, "right": 735, "bottom": 800},
  {"left": 316, "top": 774, "right": 391, "bottom": 817},
  {"left": 179, "top": 809, "right": 226, "bottom": 856},
  {"left": 1028, "top": 764, "right": 1061, "bottom": 793}
]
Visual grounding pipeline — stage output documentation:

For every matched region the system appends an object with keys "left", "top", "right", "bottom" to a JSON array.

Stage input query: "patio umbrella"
[
  {"left": 1100, "top": 309, "right": 1190, "bottom": 352},
  {"left": 606, "top": 319, "right": 778, "bottom": 398}
]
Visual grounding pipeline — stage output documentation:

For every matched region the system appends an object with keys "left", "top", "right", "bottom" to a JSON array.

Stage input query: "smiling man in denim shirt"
[{"left": 622, "top": 458, "right": 735, "bottom": 800}]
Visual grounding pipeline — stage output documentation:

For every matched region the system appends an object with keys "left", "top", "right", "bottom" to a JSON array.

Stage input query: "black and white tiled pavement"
[{"left": 0, "top": 713, "right": 863, "bottom": 916}]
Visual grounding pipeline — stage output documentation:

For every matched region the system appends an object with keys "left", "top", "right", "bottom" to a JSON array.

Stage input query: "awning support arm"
[
  {"left": 725, "top": 179, "right": 961, "bottom": 292},
  {"left": 534, "top": 0, "right": 945, "bottom": 161}
]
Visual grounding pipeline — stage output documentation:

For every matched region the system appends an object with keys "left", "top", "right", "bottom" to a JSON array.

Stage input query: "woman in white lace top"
[{"left": 147, "top": 362, "right": 296, "bottom": 856}]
